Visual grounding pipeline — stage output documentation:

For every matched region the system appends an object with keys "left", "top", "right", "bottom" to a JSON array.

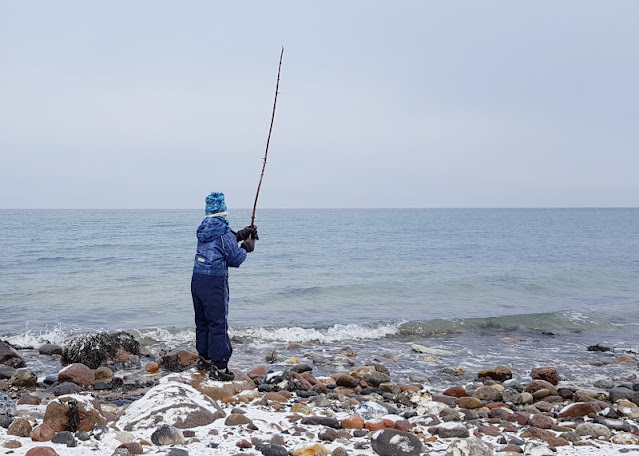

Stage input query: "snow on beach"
[{"left": 3, "top": 363, "right": 639, "bottom": 456}]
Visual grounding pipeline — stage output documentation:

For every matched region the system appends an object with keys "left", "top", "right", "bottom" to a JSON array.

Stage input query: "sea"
[{"left": 1, "top": 208, "right": 638, "bottom": 387}]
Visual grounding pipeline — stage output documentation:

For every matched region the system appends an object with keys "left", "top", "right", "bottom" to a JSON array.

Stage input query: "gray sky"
[{"left": 1, "top": 1, "right": 638, "bottom": 209}]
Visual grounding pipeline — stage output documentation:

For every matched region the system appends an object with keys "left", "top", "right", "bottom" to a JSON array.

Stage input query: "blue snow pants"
[{"left": 191, "top": 272, "right": 232, "bottom": 365}]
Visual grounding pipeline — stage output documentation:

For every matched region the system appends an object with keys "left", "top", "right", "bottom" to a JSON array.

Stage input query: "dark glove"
[
  {"left": 240, "top": 238, "right": 255, "bottom": 253},
  {"left": 235, "top": 225, "right": 259, "bottom": 242}
]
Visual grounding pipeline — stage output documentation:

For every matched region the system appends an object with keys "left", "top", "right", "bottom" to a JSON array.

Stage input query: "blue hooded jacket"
[{"left": 193, "top": 216, "right": 247, "bottom": 276}]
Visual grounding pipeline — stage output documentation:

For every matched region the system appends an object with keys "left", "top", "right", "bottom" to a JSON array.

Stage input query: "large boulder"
[
  {"left": 0, "top": 341, "right": 26, "bottom": 368},
  {"left": 117, "top": 380, "right": 225, "bottom": 431},
  {"left": 43, "top": 394, "right": 107, "bottom": 432},
  {"left": 61, "top": 332, "right": 140, "bottom": 369}
]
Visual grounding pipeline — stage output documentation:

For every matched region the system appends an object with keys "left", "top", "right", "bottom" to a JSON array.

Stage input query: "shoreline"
[{"left": 2, "top": 334, "right": 639, "bottom": 455}]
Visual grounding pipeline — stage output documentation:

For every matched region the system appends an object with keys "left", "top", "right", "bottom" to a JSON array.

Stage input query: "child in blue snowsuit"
[{"left": 191, "top": 192, "right": 257, "bottom": 381}]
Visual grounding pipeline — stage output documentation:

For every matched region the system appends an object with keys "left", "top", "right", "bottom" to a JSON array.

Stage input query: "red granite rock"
[
  {"left": 145, "top": 362, "right": 160, "bottom": 373},
  {"left": 443, "top": 386, "right": 468, "bottom": 397},
  {"left": 529, "top": 414, "right": 554, "bottom": 429},
  {"left": 531, "top": 367, "right": 560, "bottom": 385},
  {"left": 247, "top": 366, "right": 268, "bottom": 378},
  {"left": 58, "top": 363, "right": 94, "bottom": 386},
  {"left": 557, "top": 402, "right": 598, "bottom": 419},
  {"left": 341, "top": 416, "right": 365, "bottom": 429},
  {"left": 30, "top": 424, "right": 55, "bottom": 442},
  {"left": 25, "top": 447, "right": 59, "bottom": 456}
]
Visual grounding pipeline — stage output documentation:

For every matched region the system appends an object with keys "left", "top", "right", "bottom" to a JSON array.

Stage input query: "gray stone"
[
  {"left": 332, "top": 447, "right": 349, "bottom": 456},
  {"left": 502, "top": 387, "right": 522, "bottom": 404},
  {"left": 429, "top": 424, "right": 470, "bottom": 438},
  {"left": 559, "top": 431, "right": 581, "bottom": 443},
  {"left": 319, "top": 427, "right": 339, "bottom": 441},
  {"left": 364, "top": 371, "right": 391, "bottom": 387},
  {"left": 502, "top": 379, "right": 523, "bottom": 392},
  {"left": 75, "top": 431, "right": 90, "bottom": 441},
  {"left": 592, "top": 379, "right": 614, "bottom": 389},
  {"left": 300, "top": 416, "right": 340, "bottom": 428},
  {"left": 9, "top": 368, "right": 37, "bottom": 387},
  {"left": 53, "top": 382, "right": 82, "bottom": 396},
  {"left": 39, "top": 344, "right": 63, "bottom": 355},
  {"left": 290, "top": 364, "right": 313, "bottom": 373},
  {"left": 112, "top": 450, "right": 131, "bottom": 456},
  {"left": 593, "top": 416, "right": 632, "bottom": 431},
  {"left": 0, "top": 365, "right": 16, "bottom": 380},
  {"left": 0, "top": 341, "right": 26, "bottom": 368},
  {"left": 0, "top": 392, "right": 16, "bottom": 416},
  {"left": 573, "top": 389, "right": 607, "bottom": 402},
  {"left": 256, "top": 444, "right": 289, "bottom": 456},
  {"left": 473, "top": 386, "right": 502, "bottom": 402},
  {"left": 52, "top": 430, "right": 77, "bottom": 446},
  {"left": 0, "top": 415, "right": 13, "bottom": 428},
  {"left": 93, "top": 424, "right": 110, "bottom": 440},
  {"left": 609, "top": 387, "right": 635, "bottom": 403},
  {"left": 165, "top": 449, "right": 189, "bottom": 456},
  {"left": 445, "top": 437, "right": 493, "bottom": 456},
  {"left": 371, "top": 428, "right": 424, "bottom": 456},
  {"left": 151, "top": 424, "right": 185, "bottom": 445},
  {"left": 523, "top": 443, "right": 555, "bottom": 456},
  {"left": 575, "top": 422, "right": 612, "bottom": 439}
]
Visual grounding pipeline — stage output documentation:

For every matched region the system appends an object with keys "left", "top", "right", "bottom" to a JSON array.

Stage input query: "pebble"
[
  {"left": 150, "top": 424, "right": 185, "bottom": 445},
  {"left": 429, "top": 423, "right": 470, "bottom": 438},
  {"left": 51, "top": 431, "right": 77, "bottom": 447},
  {"left": 256, "top": 443, "right": 289, "bottom": 456},
  {"left": 593, "top": 378, "right": 614, "bottom": 389}
]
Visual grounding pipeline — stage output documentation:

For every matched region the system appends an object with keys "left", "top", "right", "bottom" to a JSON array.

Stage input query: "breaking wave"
[{"left": 2, "top": 311, "right": 616, "bottom": 348}]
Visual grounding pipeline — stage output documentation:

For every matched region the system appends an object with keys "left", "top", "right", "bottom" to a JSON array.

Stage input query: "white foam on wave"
[
  {"left": 4, "top": 324, "right": 68, "bottom": 348},
  {"left": 230, "top": 322, "right": 404, "bottom": 343},
  {"left": 129, "top": 327, "right": 196, "bottom": 345}
]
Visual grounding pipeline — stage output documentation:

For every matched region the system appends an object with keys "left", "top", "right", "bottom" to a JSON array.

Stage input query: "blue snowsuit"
[{"left": 191, "top": 216, "right": 247, "bottom": 365}]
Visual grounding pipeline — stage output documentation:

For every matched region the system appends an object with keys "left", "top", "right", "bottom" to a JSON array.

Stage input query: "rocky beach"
[{"left": 1, "top": 332, "right": 639, "bottom": 456}]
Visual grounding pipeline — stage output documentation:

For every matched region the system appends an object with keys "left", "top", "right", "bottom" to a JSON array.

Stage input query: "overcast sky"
[{"left": 1, "top": 1, "right": 638, "bottom": 209}]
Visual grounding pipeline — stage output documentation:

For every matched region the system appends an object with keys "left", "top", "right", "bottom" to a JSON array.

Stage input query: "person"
[{"left": 191, "top": 191, "right": 257, "bottom": 381}]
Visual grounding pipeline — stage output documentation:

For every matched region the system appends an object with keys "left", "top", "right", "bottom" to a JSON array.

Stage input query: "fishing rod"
[{"left": 250, "top": 47, "right": 284, "bottom": 228}]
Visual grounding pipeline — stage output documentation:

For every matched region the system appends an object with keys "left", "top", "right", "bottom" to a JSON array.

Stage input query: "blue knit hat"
[{"left": 205, "top": 192, "right": 227, "bottom": 215}]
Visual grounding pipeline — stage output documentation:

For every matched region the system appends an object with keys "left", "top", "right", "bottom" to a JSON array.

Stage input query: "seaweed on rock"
[{"left": 61, "top": 332, "right": 140, "bottom": 369}]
